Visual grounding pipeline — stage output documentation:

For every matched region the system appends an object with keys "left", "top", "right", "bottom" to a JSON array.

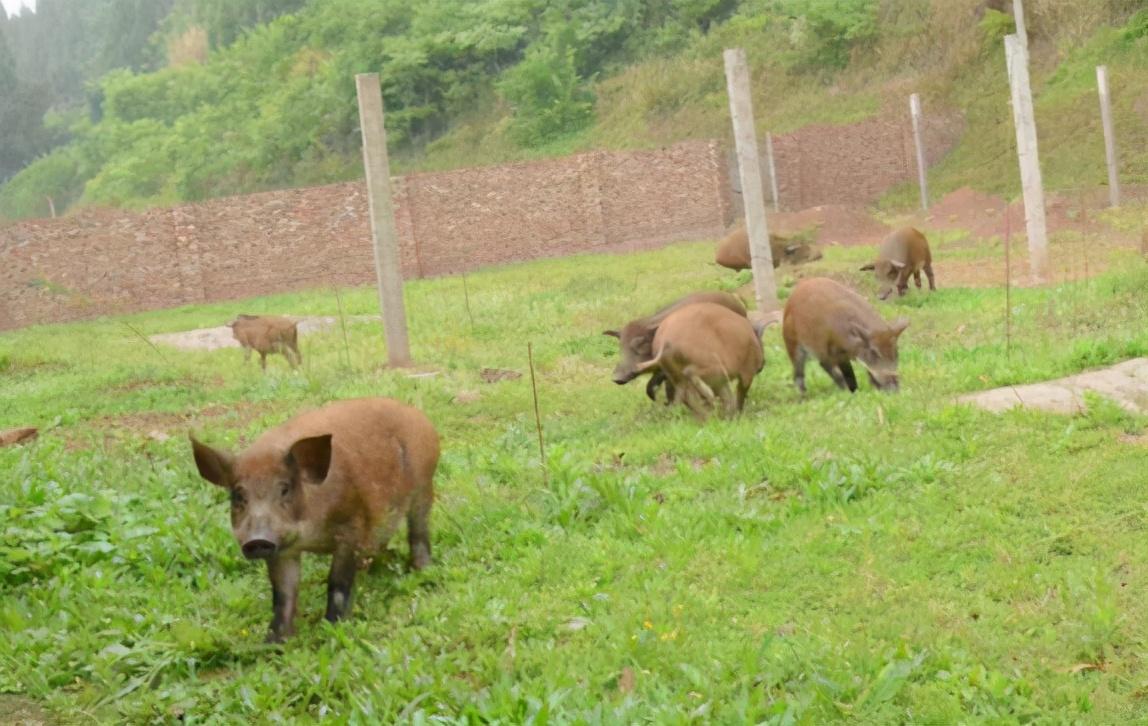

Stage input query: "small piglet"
[
  {"left": 228, "top": 314, "right": 301, "bottom": 371},
  {"left": 190, "top": 397, "right": 440, "bottom": 642},
  {"left": 783, "top": 277, "right": 908, "bottom": 394}
]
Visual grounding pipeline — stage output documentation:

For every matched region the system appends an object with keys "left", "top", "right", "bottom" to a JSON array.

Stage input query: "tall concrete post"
[
  {"left": 1004, "top": 34, "right": 1049, "bottom": 283},
  {"left": 765, "top": 132, "right": 780, "bottom": 213},
  {"left": 1096, "top": 65, "right": 1120, "bottom": 208},
  {"left": 355, "top": 73, "right": 412, "bottom": 367},
  {"left": 909, "top": 93, "right": 929, "bottom": 211},
  {"left": 722, "top": 48, "right": 778, "bottom": 313}
]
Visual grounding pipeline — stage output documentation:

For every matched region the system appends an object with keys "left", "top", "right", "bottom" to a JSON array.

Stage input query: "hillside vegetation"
[{"left": 1, "top": 0, "right": 1147, "bottom": 221}]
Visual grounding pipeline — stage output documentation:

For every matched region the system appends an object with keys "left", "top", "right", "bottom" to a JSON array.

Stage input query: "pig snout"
[
  {"left": 612, "top": 364, "right": 637, "bottom": 385},
  {"left": 867, "top": 369, "right": 899, "bottom": 392},
  {"left": 241, "top": 537, "right": 279, "bottom": 560}
]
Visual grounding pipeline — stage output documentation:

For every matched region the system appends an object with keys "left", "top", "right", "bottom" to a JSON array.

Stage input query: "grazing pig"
[
  {"left": 859, "top": 227, "right": 935, "bottom": 300},
  {"left": 782, "top": 277, "right": 909, "bottom": 394},
  {"left": 715, "top": 225, "right": 822, "bottom": 271},
  {"left": 189, "top": 397, "right": 440, "bottom": 642},
  {"left": 604, "top": 291, "right": 747, "bottom": 403},
  {"left": 634, "top": 302, "right": 764, "bottom": 420},
  {"left": 228, "top": 314, "right": 301, "bottom": 371}
]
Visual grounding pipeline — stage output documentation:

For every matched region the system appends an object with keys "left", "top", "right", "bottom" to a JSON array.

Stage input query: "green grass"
[{"left": 2, "top": 240, "right": 1148, "bottom": 722}]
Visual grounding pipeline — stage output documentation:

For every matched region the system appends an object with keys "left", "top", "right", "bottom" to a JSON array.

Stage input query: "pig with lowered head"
[
  {"left": 604, "top": 291, "right": 748, "bottom": 403},
  {"left": 228, "top": 314, "right": 301, "bottom": 371},
  {"left": 782, "top": 277, "right": 909, "bottom": 394},
  {"left": 190, "top": 397, "right": 440, "bottom": 642},
  {"left": 860, "top": 227, "right": 936, "bottom": 300},
  {"left": 715, "top": 225, "right": 822, "bottom": 271},
  {"left": 634, "top": 302, "right": 764, "bottom": 420}
]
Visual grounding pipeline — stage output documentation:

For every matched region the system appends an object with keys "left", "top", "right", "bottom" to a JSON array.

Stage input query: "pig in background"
[
  {"left": 715, "top": 225, "right": 823, "bottom": 271},
  {"left": 860, "top": 227, "right": 936, "bottom": 300},
  {"left": 190, "top": 397, "right": 439, "bottom": 642},
  {"left": 783, "top": 277, "right": 909, "bottom": 394},
  {"left": 228, "top": 314, "right": 301, "bottom": 371}
]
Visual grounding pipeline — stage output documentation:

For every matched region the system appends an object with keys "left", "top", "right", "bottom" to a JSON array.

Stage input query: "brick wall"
[
  {"left": 0, "top": 140, "right": 732, "bottom": 330},
  {"left": 729, "top": 110, "right": 965, "bottom": 213},
  {"left": 0, "top": 109, "right": 962, "bottom": 330}
]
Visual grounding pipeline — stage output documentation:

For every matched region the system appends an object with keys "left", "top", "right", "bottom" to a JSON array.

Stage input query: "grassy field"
[{"left": 2, "top": 236, "right": 1148, "bottom": 723}]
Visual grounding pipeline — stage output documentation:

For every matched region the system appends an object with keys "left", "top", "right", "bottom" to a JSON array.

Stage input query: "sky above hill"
[{"left": 1, "top": 0, "right": 35, "bottom": 18}]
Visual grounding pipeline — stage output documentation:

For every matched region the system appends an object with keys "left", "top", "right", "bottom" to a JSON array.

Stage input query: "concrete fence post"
[
  {"left": 765, "top": 132, "right": 780, "bottom": 213},
  {"left": 355, "top": 73, "right": 412, "bottom": 367},
  {"left": 1096, "top": 65, "right": 1120, "bottom": 208},
  {"left": 909, "top": 93, "right": 929, "bottom": 211},
  {"left": 1004, "top": 34, "right": 1049, "bottom": 283},
  {"left": 722, "top": 48, "right": 779, "bottom": 313}
]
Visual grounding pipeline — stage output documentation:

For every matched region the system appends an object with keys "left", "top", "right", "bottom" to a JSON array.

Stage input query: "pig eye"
[
  {"left": 230, "top": 489, "right": 246, "bottom": 508},
  {"left": 279, "top": 481, "right": 291, "bottom": 498}
]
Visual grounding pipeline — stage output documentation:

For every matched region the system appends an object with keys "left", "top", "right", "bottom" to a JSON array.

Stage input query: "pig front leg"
[
  {"left": 325, "top": 544, "right": 359, "bottom": 624},
  {"left": 895, "top": 268, "right": 911, "bottom": 297},
  {"left": 818, "top": 360, "right": 848, "bottom": 390},
  {"left": 838, "top": 361, "right": 859, "bottom": 393},
  {"left": 267, "top": 555, "right": 301, "bottom": 643}
]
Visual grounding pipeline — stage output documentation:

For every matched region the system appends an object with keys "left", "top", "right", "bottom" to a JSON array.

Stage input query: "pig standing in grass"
[
  {"left": 228, "top": 314, "right": 301, "bottom": 371},
  {"left": 604, "top": 291, "right": 747, "bottom": 403},
  {"left": 782, "top": 277, "right": 909, "bottom": 394},
  {"left": 715, "top": 225, "right": 822, "bottom": 271},
  {"left": 860, "top": 227, "right": 936, "bottom": 300},
  {"left": 634, "top": 302, "right": 764, "bottom": 420},
  {"left": 190, "top": 398, "right": 440, "bottom": 642}
]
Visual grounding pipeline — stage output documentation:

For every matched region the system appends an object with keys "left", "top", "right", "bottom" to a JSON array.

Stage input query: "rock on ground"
[{"left": 958, "top": 358, "right": 1148, "bottom": 414}]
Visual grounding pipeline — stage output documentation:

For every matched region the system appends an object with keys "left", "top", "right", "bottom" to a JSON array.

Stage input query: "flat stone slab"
[
  {"left": 959, "top": 358, "right": 1148, "bottom": 414},
  {"left": 149, "top": 315, "right": 377, "bottom": 351}
]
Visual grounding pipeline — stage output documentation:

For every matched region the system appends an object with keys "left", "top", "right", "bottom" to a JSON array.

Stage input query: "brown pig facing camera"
[
  {"left": 190, "top": 398, "right": 440, "bottom": 642},
  {"left": 782, "top": 277, "right": 909, "bottom": 394}
]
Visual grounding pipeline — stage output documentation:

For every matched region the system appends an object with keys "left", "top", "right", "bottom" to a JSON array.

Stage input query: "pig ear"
[
  {"left": 602, "top": 330, "right": 620, "bottom": 339},
  {"left": 190, "top": 435, "right": 235, "bottom": 489},
  {"left": 286, "top": 434, "right": 333, "bottom": 483},
  {"left": 889, "top": 318, "right": 910, "bottom": 337},
  {"left": 859, "top": 262, "right": 875, "bottom": 271}
]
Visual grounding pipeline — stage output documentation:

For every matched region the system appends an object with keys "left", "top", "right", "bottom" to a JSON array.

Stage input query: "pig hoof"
[{"left": 410, "top": 549, "right": 432, "bottom": 571}]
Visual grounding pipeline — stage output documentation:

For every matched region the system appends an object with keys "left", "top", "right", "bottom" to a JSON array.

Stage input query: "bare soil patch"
[
  {"left": 0, "top": 696, "right": 53, "bottom": 725},
  {"left": 480, "top": 368, "right": 522, "bottom": 383},
  {"left": 772, "top": 204, "right": 891, "bottom": 247},
  {"left": 66, "top": 401, "right": 279, "bottom": 451},
  {"left": 919, "top": 186, "right": 1144, "bottom": 242}
]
